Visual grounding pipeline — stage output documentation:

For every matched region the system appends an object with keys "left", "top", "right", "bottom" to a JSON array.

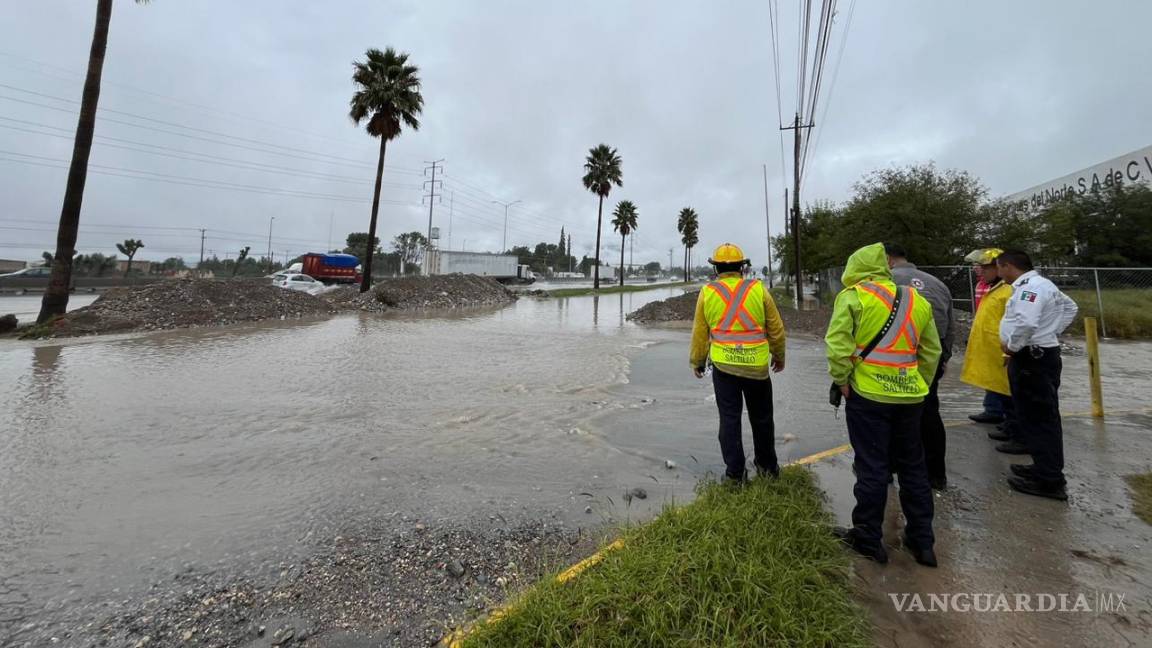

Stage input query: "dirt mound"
[
  {"left": 38, "top": 279, "right": 334, "bottom": 337},
  {"left": 628, "top": 290, "right": 832, "bottom": 335},
  {"left": 329, "top": 274, "right": 517, "bottom": 312}
]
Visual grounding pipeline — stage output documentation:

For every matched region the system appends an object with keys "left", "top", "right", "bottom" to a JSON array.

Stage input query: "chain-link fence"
[
  {"left": 919, "top": 266, "right": 1152, "bottom": 338},
  {"left": 801, "top": 266, "right": 1152, "bottom": 338}
]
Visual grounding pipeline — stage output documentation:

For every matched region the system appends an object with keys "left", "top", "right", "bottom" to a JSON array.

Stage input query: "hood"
[{"left": 841, "top": 242, "right": 892, "bottom": 287}]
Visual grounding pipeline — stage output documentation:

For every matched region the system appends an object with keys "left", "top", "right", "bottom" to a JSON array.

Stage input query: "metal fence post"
[
  {"left": 968, "top": 270, "right": 976, "bottom": 314},
  {"left": 1093, "top": 269, "right": 1107, "bottom": 338}
]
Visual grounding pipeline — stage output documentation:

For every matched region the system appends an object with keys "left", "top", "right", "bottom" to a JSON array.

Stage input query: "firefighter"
[
  {"left": 826, "top": 243, "right": 941, "bottom": 567},
  {"left": 690, "top": 243, "right": 786, "bottom": 482},
  {"left": 958, "top": 249, "right": 1019, "bottom": 449}
]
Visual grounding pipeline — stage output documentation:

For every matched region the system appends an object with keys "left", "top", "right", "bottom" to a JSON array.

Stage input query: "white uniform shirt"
[{"left": 999, "top": 270, "right": 1079, "bottom": 352}]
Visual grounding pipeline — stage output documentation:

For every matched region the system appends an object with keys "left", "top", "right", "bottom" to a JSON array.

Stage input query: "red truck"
[{"left": 300, "top": 253, "right": 362, "bottom": 285}]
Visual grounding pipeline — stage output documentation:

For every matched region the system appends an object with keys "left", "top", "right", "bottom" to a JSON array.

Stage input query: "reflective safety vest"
[
  {"left": 702, "top": 277, "right": 770, "bottom": 367},
  {"left": 851, "top": 281, "right": 929, "bottom": 399}
]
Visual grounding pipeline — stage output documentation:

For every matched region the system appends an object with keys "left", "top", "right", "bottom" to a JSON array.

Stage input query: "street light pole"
[
  {"left": 266, "top": 216, "right": 275, "bottom": 273},
  {"left": 491, "top": 199, "right": 521, "bottom": 252}
]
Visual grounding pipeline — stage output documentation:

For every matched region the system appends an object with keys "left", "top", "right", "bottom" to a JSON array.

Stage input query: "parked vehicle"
[
  {"left": 271, "top": 273, "right": 326, "bottom": 295},
  {"left": 0, "top": 266, "right": 51, "bottom": 279},
  {"left": 424, "top": 250, "right": 536, "bottom": 284},
  {"left": 300, "top": 253, "right": 361, "bottom": 285}
]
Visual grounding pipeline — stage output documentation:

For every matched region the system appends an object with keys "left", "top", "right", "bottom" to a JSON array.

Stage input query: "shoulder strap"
[{"left": 858, "top": 285, "right": 904, "bottom": 361}]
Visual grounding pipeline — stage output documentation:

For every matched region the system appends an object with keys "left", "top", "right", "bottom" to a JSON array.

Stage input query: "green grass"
[
  {"left": 1066, "top": 289, "right": 1152, "bottom": 338},
  {"left": 546, "top": 281, "right": 696, "bottom": 298},
  {"left": 1126, "top": 473, "right": 1152, "bottom": 525},
  {"left": 460, "top": 468, "right": 870, "bottom": 648}
]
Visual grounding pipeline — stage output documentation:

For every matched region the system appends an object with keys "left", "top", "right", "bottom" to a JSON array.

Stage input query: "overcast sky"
[{"left": 2, "top": 0, "right": 1150, "bottom": 268}]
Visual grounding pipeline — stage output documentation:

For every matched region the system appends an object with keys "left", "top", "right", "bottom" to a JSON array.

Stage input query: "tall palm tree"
[
  {"left": 38, "top": 0, "right": 150, "bottom": 324},
  {"left": 684, "top": 215, "right": 699, "bottom": 282},
  {"left": 677, "top": 207, "right": 698, "bottom": 282},
  {"left": 350, "top": 47, "right": 423, "bottom": 292},
  {"left": 582, "top": 144, "right": 623, "bottom": 290},
  {"left": 611, "top": 200, "right": 638, "bottom": 288}
]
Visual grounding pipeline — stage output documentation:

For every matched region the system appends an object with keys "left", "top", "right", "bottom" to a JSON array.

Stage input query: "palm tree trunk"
[
  {"left": 593, "top": 194, "right": 604, "bottom": 290},
  {"left": 360, "top": 136, "right": 388, "bottom": 292},
  {"left": 38, "top": 0, "right": 113, "bottom": 323},
  {"left": 619, "top": 233, "right": 625, "bottom": 287},
  {"left": 683, "top": 247, "right": 688, "bottom": 283}
]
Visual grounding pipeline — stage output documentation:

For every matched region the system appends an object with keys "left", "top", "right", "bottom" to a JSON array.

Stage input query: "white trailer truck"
[{"left": 424, "top": 250, "right": 535, "bottom": 284}]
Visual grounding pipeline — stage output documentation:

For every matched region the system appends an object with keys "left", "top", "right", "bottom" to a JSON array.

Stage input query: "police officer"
[
  {"left": 996, "top": 250, "right": 1079, "bottom": 500},
  {"left": 885, "top": 243, "right": 954, "bottom": 490},
  {"left": 826, "top": 243, "right": 941, "bottom": 566},
  {"left": 690, "top": 243, "right": 786, "bottom": 482}
]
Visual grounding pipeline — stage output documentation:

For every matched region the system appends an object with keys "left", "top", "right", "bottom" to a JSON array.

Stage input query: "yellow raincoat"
[{"left": 960, "top": 281, "right": 1011, "bottom": 395}]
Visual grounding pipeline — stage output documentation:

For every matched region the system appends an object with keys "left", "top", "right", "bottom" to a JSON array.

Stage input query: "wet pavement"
[{"left": 2, "top": 285, "right": 1149, "bottom": 646}]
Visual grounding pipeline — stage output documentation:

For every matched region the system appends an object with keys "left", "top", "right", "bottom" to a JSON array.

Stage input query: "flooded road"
[
  {"left": 1, "top": 286, "right": 1146, "bottom": 645},
  {"left": 0, "top": 293, "right": 99, "bottom": 322}
]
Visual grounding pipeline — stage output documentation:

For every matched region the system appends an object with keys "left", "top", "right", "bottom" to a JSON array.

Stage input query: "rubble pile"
[
  {"left": 329, "top": 274, "right": 518, "bottom": 312},
  {"left": 628, "top": 289, "right": 834, "bottom": 335},
  {"left": 41, "top": 279, "right": 334, "bottom": 337}
]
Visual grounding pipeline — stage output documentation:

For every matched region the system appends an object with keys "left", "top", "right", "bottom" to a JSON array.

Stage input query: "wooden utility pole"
[
  {"left": 781, "top": 113, "right": 813, "bottom": 307},
  {"left": 762, "top": 163, "right": 773, "bottom": 288}
]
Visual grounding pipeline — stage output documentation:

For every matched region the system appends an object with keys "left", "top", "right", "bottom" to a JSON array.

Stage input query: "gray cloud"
[{"left": 1, "top": 0, "right": 1149, "bottom": 268}]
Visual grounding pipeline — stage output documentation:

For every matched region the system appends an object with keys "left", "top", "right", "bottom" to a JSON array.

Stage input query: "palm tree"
[
  {"left": 582, "top": 144, "right": 623, "bottom": 290},
  {"left": 116, "top": 239, "right": 144, "bottom": 276},
  {"left": 611, "top": 200, "right": 638, "bottom": 288},
  {"left": 677, "top": 208, "right": 698, "bottom": 282},
  {"left": 38, "top": 0, "right": 150, "bottom": 324},
  {"left": 349, "top": 47, "right": 424, "bottom": 292}
]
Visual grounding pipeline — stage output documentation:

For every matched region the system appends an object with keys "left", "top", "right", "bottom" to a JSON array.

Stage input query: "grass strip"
[
  {"left": 546, "top": 282, "right": 696, "bottom": 298},
  {"left": 459, "top": 467, "right": 870, "bottom": 648},
  {"left": 1125, "top": 473, "right": 1152, "bottom": 525},
  {"left": 1066, "top": 289, "right": 1152, "bottom": 339}
]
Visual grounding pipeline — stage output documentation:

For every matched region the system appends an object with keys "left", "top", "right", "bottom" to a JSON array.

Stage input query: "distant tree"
[
  {"left": 41, "top": 251, "right": 54, "bottom": 267},
  {"left": 392, "top": 231, "right": 428, "bottom": 274},
  {"left": 232, "top": 246, "right": 250, "bottom": 277},
  {"left": 582, "top": 144, "right": 623, "bottom": 290},
  {"left": 644, "top": 261, "right": 661, "bottom": 275},
  {"left": 158, "top": 257, "right": 187, "bottom": 274},
  {"left": 343, "top": 232, "right": 383, "bottom": 262},
  {"left": 678, "top": 208, "right": 699, "bottom": 282},
  {"left": 349, "top": 47, "right": 424, "bottom": 292},
  {"left": 611, "top": 200, "right": 639, "bottom": 287},
  {"left": 115, "top": 239, "right": 144, "bottom": 276}
]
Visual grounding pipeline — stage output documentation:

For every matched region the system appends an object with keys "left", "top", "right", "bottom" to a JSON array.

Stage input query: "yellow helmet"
[
  {"left": 708, "top": 243, "right": 748, "bottom": 265},
  {"left": 963, "top": 248, "right": 1003, "bottom": 265}
]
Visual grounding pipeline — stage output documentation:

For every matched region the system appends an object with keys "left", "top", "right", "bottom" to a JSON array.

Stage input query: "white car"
[{"left": 271, "top": 273, "right": 325, "bottom": 295}]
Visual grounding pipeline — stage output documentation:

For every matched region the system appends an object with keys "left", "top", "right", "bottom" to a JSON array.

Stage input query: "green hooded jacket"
[{"left": 824, "top": 242, "right": 941, "bottom": 404}]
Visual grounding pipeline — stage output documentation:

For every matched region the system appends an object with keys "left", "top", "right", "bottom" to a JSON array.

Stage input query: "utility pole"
[
  {"left": 780, "top": 113, "right": 812, "bottom": 307},
  {"left": 423, "top": 159, "right": 444, "bottom": 253},
  {"left": 783, "top": 189, "right": 790, "bottom": 292},
  {"left": 448, "top": 191, "right": 454, "bottom": 250},
  {"left": 668, "top": 248, "right": 673, "bottom": 277},
  {"left": 568, "top": 233, "right": 573, "bottom": 272},
  {"left": 762, "top": 164, "right": 774, "bottom": 288},
  {"left": 198, "top": 228, "right": 206, "bottom": 273},
  {"left": 491, "top": 198, "right": 521, "bottom": 253},
  {"left": 266, "top": 216, "right": 275, "bottom": 274}
]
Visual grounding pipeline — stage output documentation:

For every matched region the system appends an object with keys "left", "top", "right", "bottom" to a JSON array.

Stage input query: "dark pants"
[
  {"left": 920, "top": 365, "right": 947, "bottom": 483},
  {"left": 712, "top": 368, "right": 778, "bottom": 479},
  {"left": 847, "top": 395, "right": 934, "bottom": 551},
  {"left": 982, "top": 390, "right": 1011, "bottom": 417},
  {"left": 1008, "top": 348, "right": 1065, "bottom": 484}
]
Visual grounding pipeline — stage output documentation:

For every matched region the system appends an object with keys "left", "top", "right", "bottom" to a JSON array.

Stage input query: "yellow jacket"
[
  {"left": 960, "top": 281, "right": 1011, "bottom": 395},
  {"left": 690, "top": 273, "right": 786, "bottom": 380}
]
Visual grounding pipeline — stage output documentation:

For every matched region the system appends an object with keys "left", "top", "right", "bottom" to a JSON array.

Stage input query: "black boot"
[
  {"left": 832, "top": 526, "right": 888, "bottom": 564},
  {"left": 1009, "top": 464, "right": 1036, "bottom": 478},
  {"left": 902, "top": 535, "right": 938, "bottom": 568},
  {"left": 987, "top": 428, "right": 1011, "bottom": 441},
  {"left": 969, "top": 412, "right": 1005, "bottom": 424},
  {"left": 1007, "top": 475, "right": 1068, "bottom": 501},
  {"left": 995, "top": 440, "right": 1030, "bottom": 455}
]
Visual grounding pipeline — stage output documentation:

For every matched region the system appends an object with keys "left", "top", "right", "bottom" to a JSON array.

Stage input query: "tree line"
[{"left": 774, "top": 163, "right": 1152, "bottom": 274}]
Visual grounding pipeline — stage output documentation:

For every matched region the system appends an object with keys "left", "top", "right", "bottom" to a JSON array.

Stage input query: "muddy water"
[{"left": 0, "top": 288, "right": 709, "bottom": 642}]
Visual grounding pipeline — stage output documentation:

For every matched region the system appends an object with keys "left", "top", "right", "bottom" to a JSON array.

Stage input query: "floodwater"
[
  {"left": 1, "top": 286, "right": 1146, "bottom": 645},
  {"left": 0, "top": 294, "right": 99, "bottom": 322}
]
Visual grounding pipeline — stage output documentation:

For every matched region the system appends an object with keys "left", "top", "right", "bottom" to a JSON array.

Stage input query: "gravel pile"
[
  {"left": 628, "top": 290, "right": 833, "bottom": 335},
  {"left": 328, "top": 274, "right": 517, "bottom": 312},
  {"left": 41, "top": 279, "right": 335, "bottom": 337},
  {"left": 91, "top": 521, "right": 589, "bottom": 648}
]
